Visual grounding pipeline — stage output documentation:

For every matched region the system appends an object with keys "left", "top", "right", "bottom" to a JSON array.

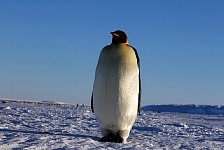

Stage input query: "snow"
[
  {"left": 0, "top": 102, "right": 224, "bottom": 149},
  {"left": 3, "top": 106, "right": 11, "bottom": 110},
  {"left": 142, "top": 104, "right": 224, "bottom": 115}
]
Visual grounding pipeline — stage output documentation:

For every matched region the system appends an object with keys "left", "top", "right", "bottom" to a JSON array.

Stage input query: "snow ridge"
[{"left": 142, "top": 104, "right": 224, "bottom": 115}]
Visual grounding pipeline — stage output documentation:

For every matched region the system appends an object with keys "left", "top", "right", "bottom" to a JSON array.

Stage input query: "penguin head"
[{"left": 111, "top": 30, "right": 128, "bottom": 44}]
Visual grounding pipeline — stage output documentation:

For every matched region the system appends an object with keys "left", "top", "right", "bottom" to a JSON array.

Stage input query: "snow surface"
[{"left": 0, "top": 102, "right": 224, "bottom": 149}]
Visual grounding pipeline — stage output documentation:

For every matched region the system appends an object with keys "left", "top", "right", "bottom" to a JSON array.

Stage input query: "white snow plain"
[{"left": 0, "top": 102, "right": 224, "bottom": 149}]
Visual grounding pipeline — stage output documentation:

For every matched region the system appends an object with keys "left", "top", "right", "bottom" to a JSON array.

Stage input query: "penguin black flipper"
[
  {"left": 129, "top": 45, "right": 141, "bottom": 115},
  {"left": 91, "top": 92, "right": 94, "bottom": 113}
]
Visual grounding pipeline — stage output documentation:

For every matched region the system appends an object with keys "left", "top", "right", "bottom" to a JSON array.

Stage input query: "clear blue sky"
[{"left": 0, "top": 1, "right": 223, "bottom": 105}]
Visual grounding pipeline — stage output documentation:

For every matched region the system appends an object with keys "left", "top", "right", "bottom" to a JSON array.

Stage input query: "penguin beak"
[{"left": 110, "top": 32, "right": 119, "bottom": 37}]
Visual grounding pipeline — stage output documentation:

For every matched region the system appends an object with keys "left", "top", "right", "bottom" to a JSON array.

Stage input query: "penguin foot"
[
  {"left": 99, "top": 135, "right": 124, "bottom": 143},
  {"left": 99, "top": 135, "right": 114, "bottom": 142},
  {"left": 99, "top": 131, "right": 125, "bottom": 143},
  {"left": 114, "top": 134, "right": 124, "bottom": 143}
]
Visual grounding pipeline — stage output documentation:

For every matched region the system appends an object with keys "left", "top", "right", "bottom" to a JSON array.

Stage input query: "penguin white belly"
[{"left": 93, "top": 45, "right": 139, "bottom": 133}]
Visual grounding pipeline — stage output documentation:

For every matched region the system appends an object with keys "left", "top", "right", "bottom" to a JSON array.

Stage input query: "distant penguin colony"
[{"left": 91, "top": 30, "right": 141, "bottom": 143}]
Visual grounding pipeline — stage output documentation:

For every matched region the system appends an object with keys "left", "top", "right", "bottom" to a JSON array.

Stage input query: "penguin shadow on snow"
[
  {"left": 0, "top": 128, "right": 99, "bottom": 141},
  {"left": 133, "top": 126, "right": 162, "bottom": 133}
]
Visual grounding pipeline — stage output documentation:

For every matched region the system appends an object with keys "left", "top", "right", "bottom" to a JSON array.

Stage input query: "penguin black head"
[{"left": 111, "top": 30, "right": 128, "bottom": 44}]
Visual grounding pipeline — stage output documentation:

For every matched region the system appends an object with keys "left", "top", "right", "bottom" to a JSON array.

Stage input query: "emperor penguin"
[{"left": 91, "top": 30, "right": 141, "bottom": 143}]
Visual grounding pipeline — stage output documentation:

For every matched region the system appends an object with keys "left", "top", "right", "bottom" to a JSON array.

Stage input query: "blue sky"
[{"left": 0, "top": 1, "right": 223, "bottom": 105}]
